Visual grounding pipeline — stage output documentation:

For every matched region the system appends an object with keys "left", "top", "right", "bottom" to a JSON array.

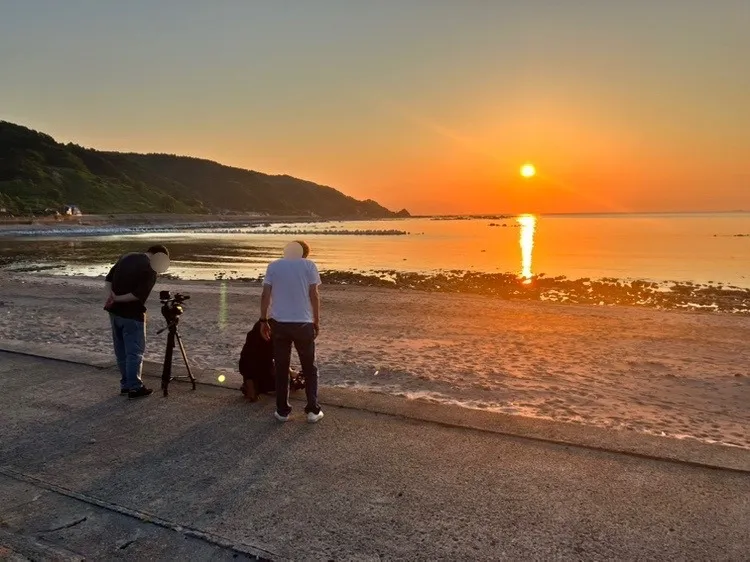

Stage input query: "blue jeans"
[{"left": 110, "top": 314, "right": 146, "bottom": 391}]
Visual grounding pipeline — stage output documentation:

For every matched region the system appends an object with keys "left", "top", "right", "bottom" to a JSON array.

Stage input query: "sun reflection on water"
[{"left": 517, "top": 214, "right": 537, "bottom": 283}]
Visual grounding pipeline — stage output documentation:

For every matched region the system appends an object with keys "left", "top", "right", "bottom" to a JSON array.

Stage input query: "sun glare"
[
  {"left": 517, "top": 214, "right": 537, "bottom": 283},
  {"left": 520, "top": 164, "right": 536, "bottom": 178}
]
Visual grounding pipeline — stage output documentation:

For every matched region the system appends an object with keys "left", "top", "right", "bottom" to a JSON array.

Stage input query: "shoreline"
[
  {"left": 1, "top": 272, "right": 748, "bottom": 450},
  {"left": 3, "top": 215, "right": 749, "bottom": 313},
  {"left": 6, "top": 266, "right": 750, "bottom": 314},
  {"left": 0, "top": 213, "right": 409, "bottom": 234},
  {"left": 0, "top": 215, "right": 411, "bottom": 241},
  {"left": 0, "top": 212, "right": 296, "bottom": 228}
]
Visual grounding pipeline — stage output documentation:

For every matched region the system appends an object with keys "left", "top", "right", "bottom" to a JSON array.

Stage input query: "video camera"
[
  {"left": 157, "top": 290, "right": 196, "bottom": 395},
  {"left": 159, "top": 290, "right": 190, "bottom": 325}
]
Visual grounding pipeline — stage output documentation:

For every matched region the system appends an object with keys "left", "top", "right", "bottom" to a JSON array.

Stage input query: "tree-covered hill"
[{"left": 0, "top": 121, "right": 409, "bottom": 218}]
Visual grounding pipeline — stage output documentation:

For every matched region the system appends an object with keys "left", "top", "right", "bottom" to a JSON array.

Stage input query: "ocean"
[{"left": 2, "top": 213, "right": 749, "bottom": 287}]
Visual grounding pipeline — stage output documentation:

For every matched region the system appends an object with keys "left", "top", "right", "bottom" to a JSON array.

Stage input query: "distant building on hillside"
[{"left": 63, "top": 205, "right": 82, "bottom": 216}]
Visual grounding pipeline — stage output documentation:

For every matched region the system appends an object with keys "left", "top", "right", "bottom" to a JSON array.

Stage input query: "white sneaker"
[
  {"left": 274, "top": 411, "right": 290, "bottom": 422},
  {"left": 307, "top": 410, "right": 324, "bottom": 423}
]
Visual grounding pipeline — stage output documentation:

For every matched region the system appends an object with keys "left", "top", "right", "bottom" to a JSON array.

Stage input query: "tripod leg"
[
  {"left": 175, "top": 331, "right": 196, "bottom": 390},
  {"left": 162, "top": 330, "right": 175, "bottom": 397}
]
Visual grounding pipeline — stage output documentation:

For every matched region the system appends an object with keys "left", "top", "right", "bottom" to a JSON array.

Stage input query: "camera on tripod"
[
  {"left": 157, "top": 290, "right": 196, "bottom": 396},
  {"left": 159, "top": 290, "right": 190, "bottom": 324}
]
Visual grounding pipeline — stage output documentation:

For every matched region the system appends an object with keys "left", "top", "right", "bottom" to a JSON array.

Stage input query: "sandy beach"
[{"left": 0, "top": 272, "right": 747, "bottom": 450}]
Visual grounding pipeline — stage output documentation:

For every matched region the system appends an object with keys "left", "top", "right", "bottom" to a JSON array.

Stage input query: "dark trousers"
[{"left": 270, "top": 321, "right": 319, "bottom": 416}]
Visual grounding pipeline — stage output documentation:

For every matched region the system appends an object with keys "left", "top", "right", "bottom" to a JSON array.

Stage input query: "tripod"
[{"left": 158, "top": 317, "right": 197, "bottom": 397}]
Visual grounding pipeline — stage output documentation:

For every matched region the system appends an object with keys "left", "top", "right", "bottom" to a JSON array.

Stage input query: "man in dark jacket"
[{"left": 104, "top": 245, "right": 170, "bottom": 399}]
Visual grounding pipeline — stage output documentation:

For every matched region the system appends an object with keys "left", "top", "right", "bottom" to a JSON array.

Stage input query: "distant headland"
[{"left": 0, "top": 121, "right": 410, "bottom": 219}]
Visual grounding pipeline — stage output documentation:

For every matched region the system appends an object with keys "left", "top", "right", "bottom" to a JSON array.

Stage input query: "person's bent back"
[{"left": 260, "top": 241, "right": 323, "bottom": 423}]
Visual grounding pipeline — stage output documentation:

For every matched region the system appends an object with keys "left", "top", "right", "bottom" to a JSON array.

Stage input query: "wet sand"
[{"left": 0, "top": 272, "right": 748, "bottom": 449}]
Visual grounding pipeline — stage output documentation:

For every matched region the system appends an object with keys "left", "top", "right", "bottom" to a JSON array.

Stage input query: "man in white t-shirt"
[{"left": 260, "top": 240, "right": 323, "bottom": 423}]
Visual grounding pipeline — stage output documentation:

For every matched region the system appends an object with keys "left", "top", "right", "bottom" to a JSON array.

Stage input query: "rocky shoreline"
[
  {"left": 2, "top": 252, "right": 747, "bottom": 313},
  {"left": 212, "top": 270, "right": 750, "bottom": 314},
  {"left": 0, "top": 214, "right": 412, "bottom": 238},
  {"left": 0, "top": 224, "right": 409, "bottom": 238}
]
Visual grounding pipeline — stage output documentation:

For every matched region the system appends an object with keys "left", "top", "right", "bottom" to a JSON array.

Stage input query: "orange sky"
[{"left": 2, "top": 2, "right": 748, "bottom": 214}]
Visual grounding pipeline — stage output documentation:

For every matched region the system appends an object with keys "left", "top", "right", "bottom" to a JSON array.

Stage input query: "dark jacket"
[
  {"left": 239, "top": 322, "right": 275, "bottom": 394},
  {"left": 105, "top": 253, "right": 156, "bottom": 321}
]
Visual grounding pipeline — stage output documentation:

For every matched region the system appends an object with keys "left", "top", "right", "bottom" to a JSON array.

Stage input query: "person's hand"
[
  {"left": 104, "top": 292, "right": 115, "bottom": 310},
  {"left": 260, "top": 321, "right": 271, "bottom": 341},
  {"left": 313, "top": 323, "right": 320, "bottom": 339}
]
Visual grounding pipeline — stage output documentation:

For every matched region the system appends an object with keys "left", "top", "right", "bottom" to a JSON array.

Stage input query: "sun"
[{"left": 520, "top": 163, "right": 536, "bottom": 178}]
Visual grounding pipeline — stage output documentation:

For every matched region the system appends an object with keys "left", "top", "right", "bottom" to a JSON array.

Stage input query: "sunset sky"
[{"left": 2, "top": 1, "right": 748, "bottom": 214}]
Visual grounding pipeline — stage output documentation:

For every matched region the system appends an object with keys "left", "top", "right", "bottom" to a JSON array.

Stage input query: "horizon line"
[{"left": 412, "top": 210, "right": 750, "bottom": 218}]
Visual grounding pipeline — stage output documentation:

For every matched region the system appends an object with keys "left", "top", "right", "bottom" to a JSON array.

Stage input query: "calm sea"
[{"left": 1, "top": 213, "right": 749, "bottom": 287}]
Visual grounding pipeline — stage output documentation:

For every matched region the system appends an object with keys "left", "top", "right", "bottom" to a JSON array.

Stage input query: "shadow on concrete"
[{"left": 1, "top": 352, "right": 749, "bottom": 560}]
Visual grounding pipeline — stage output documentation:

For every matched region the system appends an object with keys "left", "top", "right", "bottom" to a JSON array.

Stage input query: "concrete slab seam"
[
  {"left": 0, "top": 347, "right": 115, "bottom": 369},
  {"left": 0, "top": 466, "right": 281, "bottom": 562},
  {"left": 0, "top": 528, "right": 85, "bottom": 562}
]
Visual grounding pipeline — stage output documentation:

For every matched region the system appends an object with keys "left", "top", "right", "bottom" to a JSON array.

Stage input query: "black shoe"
[
  {"left": 120, "top": 389, "right": 130, "bottom": 395},
  {"left": 128, "top": 387, "right": 153, "bottom": 399}
]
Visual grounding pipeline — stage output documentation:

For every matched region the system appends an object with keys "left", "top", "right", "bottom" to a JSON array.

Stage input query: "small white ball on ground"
[{"left": 218, "top": 374, "right": 226, "bottom": 383}]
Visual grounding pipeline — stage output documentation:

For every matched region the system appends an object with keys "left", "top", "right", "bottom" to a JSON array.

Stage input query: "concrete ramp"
[{"left": 1, "top": 352, "right": 748, "bottom": 560}]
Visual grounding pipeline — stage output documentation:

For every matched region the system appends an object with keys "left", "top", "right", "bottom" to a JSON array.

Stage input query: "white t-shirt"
[{"left": 264, "top": 258, "right": 321, "bottom": 323}]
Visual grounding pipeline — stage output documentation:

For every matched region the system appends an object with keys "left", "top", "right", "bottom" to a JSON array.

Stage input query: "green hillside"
[{"left": 0, "top": 121, "right": 409, "bottom": 218}]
